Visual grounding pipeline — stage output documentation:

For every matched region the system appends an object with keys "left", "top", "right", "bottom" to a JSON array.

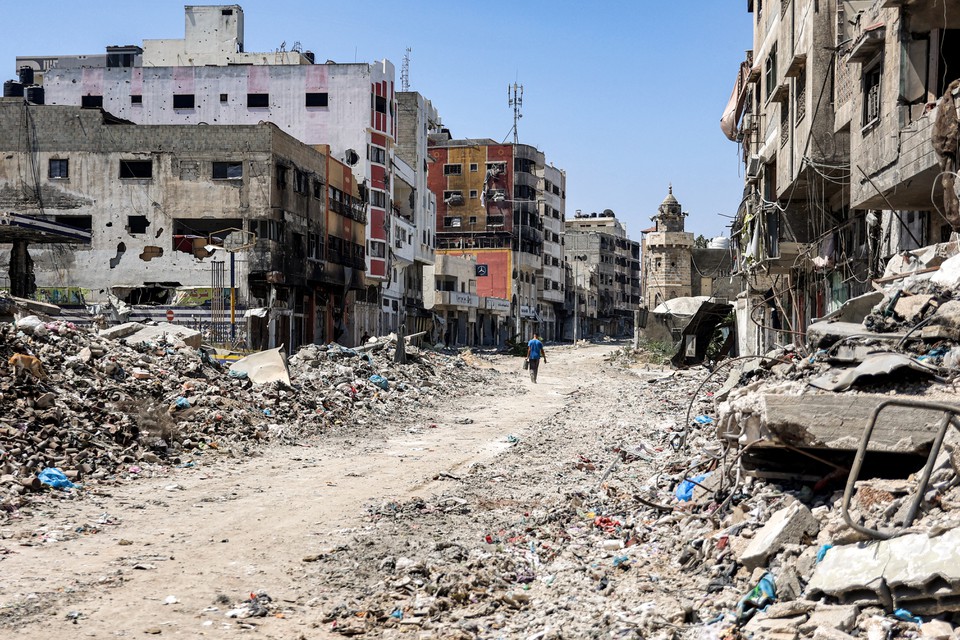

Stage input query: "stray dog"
[{"left": 8, "top": 353, "right": 47, "bottom": 380}]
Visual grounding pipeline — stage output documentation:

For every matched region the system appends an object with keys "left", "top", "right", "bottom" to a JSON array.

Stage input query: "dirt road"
[{"left": 1, "top": 342, "right": 708, "bottom": 639}]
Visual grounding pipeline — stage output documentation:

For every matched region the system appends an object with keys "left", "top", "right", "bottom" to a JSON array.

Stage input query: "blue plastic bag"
[
  {"left": 369, "top": 374, "right": 389, "bottom": 390},
  {"left": 736, "top": 571, "right": 777, "bottom": 622},
  {"left": 174, "top": 396, "right": 191, "bottom": 410},
  {"left": 893, "top": 608, "right": 922, "bottom": 624},
  {"left": 675, "top": 473, "right": 709, "bottom": 501},
  {"left": 38, "top": 467, "right": 77, "bottom": 490},
  {"left": 693, "top": 415, "right": 714, "bottom": 425},
  {"left": 816, "top": 544, "right": 833, "bottom": 563}
]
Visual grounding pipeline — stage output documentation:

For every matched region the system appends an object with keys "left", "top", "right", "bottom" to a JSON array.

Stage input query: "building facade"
[
  {"left": 16, "top": 4, "right": 407, "bottom": 342},
  {"left": 0, "top": 101, "right": 365, "bottom": 350}
]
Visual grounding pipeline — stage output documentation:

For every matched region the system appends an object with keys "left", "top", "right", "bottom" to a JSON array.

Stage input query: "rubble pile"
[
  {"left": 299, "top": 340, "right": 960, "bottom": 639},
  {"left": 0, "top": 295, "right": 499, "bottom": 513}
]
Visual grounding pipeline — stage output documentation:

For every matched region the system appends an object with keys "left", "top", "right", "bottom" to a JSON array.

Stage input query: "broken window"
[
  {"left": 247, "top": 93, "right": 269, "bottom": 108},
  {"left": 369, "top": 240, "right": 386, "bottom": 258},
  {"left": 220, "top": 93, "right": 228, "bottom": 103},
  {"left": 443, "top": 164, "right": 462, "bottom": 175},
  {"left": 131, "top": 94, "right": 142, "bottom": 105},
  {"left": 173, "top": 218, "right": 243, "bottom": 256},
  {"left": 312, "top": 179, "right": 322, "bottom": 199},
  {"left": 48, "top": 158, "right": 69, "bottom": 179},
  {"left": 443, "top": 216, "right": 462, "bottom": 228},
  {"left": 305, "top": 92, "right": 328, "bottom": 107},
  {"left": 765, "top": 44, "right": 778, "bottom": 101},
  {"left": 252, "top": 219, "right": 284, "bottom": 242},
  {"left": 469, "top": 190, "right": 478, "bottom": 199},
  {"left": 370, "top": 190, "right": 386, "bottom": 208},
  {"left": 173, "top": 94, "right": 195, "bottom": 109},
  {"left": 81, "top": 95, "right": 103, "bottom": 109},
  {"left": 308, "top": 232, "right": 324, "bottom": 260},
  {"left": 276, "top": 164, "right": 288, "bottom": 189},
  {"left": 119, "top": 159, "right": 152, "bottom": 179},
  {"left": 293, "top": 168, "right": 309, "bottom": 194},
  {"left": 212, "top": 161, "right": 242, "bottom": 180},
  {"left": 368, "top": 145, "right": 386, "bottom": 164},
  {"left": 863, "top": 60, "right": 882, "bottom": 128},
  {"left": 127, "top": 215, "right": 149, "bottom": 234},
  {"left": 373, "top": 94, "right": 387, "bottom": 114},
  {"left": 54, "top": 215, "right": 91, "bottom": 231}
]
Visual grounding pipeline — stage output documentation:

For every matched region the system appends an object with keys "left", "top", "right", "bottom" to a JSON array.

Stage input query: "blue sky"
[{"left": 1, "top": 1, "right": 752, "bottom": 240}]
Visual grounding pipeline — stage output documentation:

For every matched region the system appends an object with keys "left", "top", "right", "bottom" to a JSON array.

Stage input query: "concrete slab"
[
  {"left": 807, "top": 321, "right": 905, "bottom": 348},
  {"left": 799, "top": 604, "right": 858, "bottom": 635},
  {"left": 806, "top": 527, "right": 960, "bottom": 615},
  {"left": 738, "top": 503, "right": 819, "bottom": 570}
]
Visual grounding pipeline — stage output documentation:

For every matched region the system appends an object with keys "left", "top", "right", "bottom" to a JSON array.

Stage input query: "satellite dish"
[{"left": 344, "top": 149, "right": 359, "bottom": 166}]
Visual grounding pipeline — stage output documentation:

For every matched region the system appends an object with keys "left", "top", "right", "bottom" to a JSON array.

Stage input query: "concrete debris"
[
  {"left": 738, "top": 503, "right": 819, "bottom": 570},
  {"left": 807, "top": 527, "right": 960, "bottom": 615},
  {"left": 0, "top": 292, "right": 499, "bottom": 515}
]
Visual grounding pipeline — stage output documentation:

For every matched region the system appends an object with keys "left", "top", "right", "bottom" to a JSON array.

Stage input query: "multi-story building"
[
  {"left": 15, "top": 4, "right": 402, "bottom": 342},
  {"left": 565, "top": 208, "right": 640, "bottom": 337},
  {"left": 396, "top": 91, "right": 440, "bottom": 336},
  {"left": 539, "top": 164, "right": 567, "bottom": 340},
  {"left": 0, "top": 100, "right": 365, "bottom": 350},
  {"left": 426, "top": 134, "right": 546, "bottom": 344},
  {"left": 423, "top": 253, "right": 479, "bottom": 346},
  {"left": 724, "top": 0, "right": 960, "bottom": 354}
]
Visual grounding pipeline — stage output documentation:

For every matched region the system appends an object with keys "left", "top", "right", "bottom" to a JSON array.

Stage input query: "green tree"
[{"left": 694, "top": 234, "right": 709, "bottom": 248}]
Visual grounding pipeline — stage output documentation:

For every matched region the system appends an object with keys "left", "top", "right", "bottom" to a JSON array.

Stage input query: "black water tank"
[
  {"left": 3, "top": 80, "right": 23, "bottom": 97},
  {"left": 18, "top": 66, "right": 34, "bottom": 85},
  {"left": 303, "top": 50, "right": 315, "bottom": 64},
  {"left": 26, "top": 86, "right": 44, "bottom": 105}
]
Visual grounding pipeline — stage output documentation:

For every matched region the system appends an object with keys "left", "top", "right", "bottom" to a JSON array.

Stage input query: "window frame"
[
  {"left": 443, "top": 163, "right": 463, "bottom": 176},
  {"left": 119, "top": 159, "right": 153, "bottom": 179},
  {"left": 212, "top": 161, "right": 243, "bottom": 180},
  {"left": 173, "top": 94, "right": 195, "bottom": 109},
  {"left": 247, "top": 93, "right": 269, "bottom": 108},
  {"left": 305, "top": 92, "right": 328, "bottom": 107},
  {"left": 48, "top": 158, "right": 69, "bottom": 180}
]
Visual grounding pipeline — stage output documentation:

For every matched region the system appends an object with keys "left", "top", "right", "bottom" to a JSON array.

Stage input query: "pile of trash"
[
  {"left": 305, "top": 334, "right": 960, "bottom": 639},
  {"left": 0, "top": 294, "right": 499, "bottom": 512}
]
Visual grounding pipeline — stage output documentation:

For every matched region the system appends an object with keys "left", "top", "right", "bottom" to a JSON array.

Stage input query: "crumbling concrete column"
[{"left": 9, "top": 240, "right": 36, "bottom": 299}]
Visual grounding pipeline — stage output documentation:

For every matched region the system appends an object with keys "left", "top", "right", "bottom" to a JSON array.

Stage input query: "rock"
[
  {"left": 743, "top": 613, "right": 804, "bottom": 639},
  {"left": 813, "top": 628, "right": 858, "bottom": 640},
  {"left": 921, "top": 620, "right": 955, "bottom": 639},
  {"left": 764, "top": 600, "right": 816, "bottom": 618},
  {"left": 799, "top": 605, "right": 859, "bottom": 635},
  {"left": 738, "top": 503, "right": 819, "bottom": 570}
]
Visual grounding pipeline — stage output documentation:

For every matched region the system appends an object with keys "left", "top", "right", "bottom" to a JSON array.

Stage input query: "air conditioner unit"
[
  {"left": 746, "top": 154, "right": 762, "bottom": 181},
  {"left": 743, "top": 113, "right": 757, "bottom": 130}
]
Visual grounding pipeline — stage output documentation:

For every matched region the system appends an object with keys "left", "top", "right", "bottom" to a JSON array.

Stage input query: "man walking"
[{"left": 526, "top": 332, "right": 547, "bottom": 383}]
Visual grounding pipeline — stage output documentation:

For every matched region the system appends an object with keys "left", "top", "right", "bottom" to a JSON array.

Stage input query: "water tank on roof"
[
  {"left": 3, "top": 80, "right": 23, "bottom": 98},
  {"left": 708, "top": 236, "right": 730, "bottom": 250},
  {"left": 303, "top": 50, "right": 315, "bottom": 64},
  {"left": 18, "top": 66, "right": 34, "bottom": 86},
  {"left": 26, "top": 86, "right": 44, "bottom": 105}
]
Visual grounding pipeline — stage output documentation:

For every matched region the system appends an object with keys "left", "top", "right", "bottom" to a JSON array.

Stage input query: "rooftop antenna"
[
  {"left": 401, "top": 47, "right": 411, "bottom": 92},
  {"left": 508, "top": 82, "right": 523, "bottom": 144}
]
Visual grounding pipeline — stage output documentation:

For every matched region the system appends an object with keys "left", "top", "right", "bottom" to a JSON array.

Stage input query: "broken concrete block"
[
  {"left": 806, "top": 527, "right": 960, "bottom": 615},
  {"left": 738, "top": 503, "right": 819, "bottom": 570},
  {"left": 743, "top": 613, "right": 804, "bottom": 639},
  {"left": 98, "top": 321, "right": 145, "bottom": 341},
  {"left": 812, "top": 628, "right": 858, "bottom": 640},
  {"left": 799, "top": 604, "right": 858, "bottom": 635},
  {"left": 894, "top": 294, "right": 934, "bottom": 322},
  {"left": 125, "top": 322, "right": 202, "bottom": 349},
  {"left": 921, "top": 620, "right": 955, "bottom": 639},
  {"left": 764, "top": 600, "right": 816, "bottom": 619}
]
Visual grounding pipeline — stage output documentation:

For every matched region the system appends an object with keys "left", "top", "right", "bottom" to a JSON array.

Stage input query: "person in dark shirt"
[{"left": 526, "top": 332, "right": 547, "bottom": 383}]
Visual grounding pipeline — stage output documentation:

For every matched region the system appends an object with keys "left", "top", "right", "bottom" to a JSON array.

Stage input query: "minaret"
[{"left": 643, "top": 185, "right": 694, "bottom": 308}]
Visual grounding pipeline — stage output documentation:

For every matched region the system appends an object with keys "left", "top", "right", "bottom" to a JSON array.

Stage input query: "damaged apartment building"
[
  {"left": 722, "top": 0, "right": 960, "bottom": 354},
  {"left": 0, "top": 100, "right": 366, "bottom": 350},
  {"left": 426, "top": 134, "right": 567, "bottom": 344},
  {"left": 11, "top": 4, "right": 438, "bottom": 342}
]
